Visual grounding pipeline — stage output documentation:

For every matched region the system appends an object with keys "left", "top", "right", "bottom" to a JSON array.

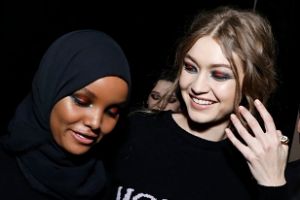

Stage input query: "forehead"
[
  {"left": 85, "top": 76, "right": 128, "bottom": 103},
  {"left": 187, "top": 36, "right": 244, "bottom": 76},
  {"left": 187, "top": 36, "right": 230, "bottom": 66},
  {"left": 153, "top": 80, "right": 173, "bottom": 92}
]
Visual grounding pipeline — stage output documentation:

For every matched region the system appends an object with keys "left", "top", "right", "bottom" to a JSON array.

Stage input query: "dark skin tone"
[{"left": 50, "top": 76, "right": 128, "bottom": 155}]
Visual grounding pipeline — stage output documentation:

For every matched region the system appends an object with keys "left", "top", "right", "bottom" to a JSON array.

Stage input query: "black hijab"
[{"left": 1, "top": 30, "right": 131, "bottom": 199}]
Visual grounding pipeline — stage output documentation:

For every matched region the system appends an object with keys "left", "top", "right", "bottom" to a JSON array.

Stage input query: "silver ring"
[{"left": 280, "top": 135, "right": 289, "bottom": 144}]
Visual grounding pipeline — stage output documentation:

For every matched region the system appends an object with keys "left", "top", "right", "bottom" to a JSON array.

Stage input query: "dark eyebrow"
[{"left": 185, "top": 54, "right": 232, "bottom": 69}]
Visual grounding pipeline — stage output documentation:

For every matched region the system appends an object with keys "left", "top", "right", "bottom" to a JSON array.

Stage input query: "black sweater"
[
  {"left": 286, "top": 159, "right": 300, "bottom": 200},
  {"left": 110, "top": 111, "right": 286, "bottom": 200}
]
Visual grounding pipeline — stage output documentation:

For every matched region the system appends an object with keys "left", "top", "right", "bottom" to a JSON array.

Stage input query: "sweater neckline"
[{"left": 163, "top": 111, "right": 231, "bottom": 151}]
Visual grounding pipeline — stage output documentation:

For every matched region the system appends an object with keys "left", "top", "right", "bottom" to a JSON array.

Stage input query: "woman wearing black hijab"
[{"left": 0, "top": 30, "right": 131, "bottom": 199}]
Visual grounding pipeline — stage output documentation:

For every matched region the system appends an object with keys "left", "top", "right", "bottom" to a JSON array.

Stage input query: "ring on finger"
[{"left": 280, "top": 135, "right": 289, "bottom": 144}]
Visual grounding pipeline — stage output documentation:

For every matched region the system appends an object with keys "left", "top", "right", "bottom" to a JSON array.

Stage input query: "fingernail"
[
  {"left": 230, "top": 113, "right": 236, "bottom": 119},
  {"left": 254, "top": 99, "right": 261, "bottom": 105}
]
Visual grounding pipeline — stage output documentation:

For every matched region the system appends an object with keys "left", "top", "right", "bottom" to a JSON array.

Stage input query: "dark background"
[{"left": 0, "top": 1, "right": 298, "bottom": 140}]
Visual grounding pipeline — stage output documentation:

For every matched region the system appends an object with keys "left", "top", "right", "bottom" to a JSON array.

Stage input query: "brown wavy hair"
[{"left": 164, "top": 6, "right": 277, "bottom": 123}]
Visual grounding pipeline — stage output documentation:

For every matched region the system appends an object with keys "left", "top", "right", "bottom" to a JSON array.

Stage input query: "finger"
[
  {"left": 277, "top": 130, "right": 290, "bottom": 146},
  {"left": 276, "top": 130, "right": 282, "bottom": 137},
  {"left": 225, "top": 128, "right": 254, "bottom": 161},
  {"left": 238, "top": 106, "right": 265, "bottom": 141},
  {"left": 230, "top": 114, "right": 256, "bottom": 146},
  {"left": 254, "top": 99, "right": 276, "bottom": 134}
]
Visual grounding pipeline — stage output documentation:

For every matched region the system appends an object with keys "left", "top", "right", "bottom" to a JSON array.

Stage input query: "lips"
[
  {"left": 189, "top": 94, "right": 216, "bottom": 105},
  {"left": 71, "top": 130, "right": 97, "bottom": 145}
]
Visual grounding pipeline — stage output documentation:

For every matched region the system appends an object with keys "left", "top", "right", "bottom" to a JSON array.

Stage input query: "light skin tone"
[
  {"left": 147, "top": 80, "right": 180, "bottom": 112},
  {"left": 173, "top": 36, "right": 244, "bottom": 141},
  {"left": 50, "top": 76, "right": 128, "bottom": 155},
  {"left": 172, "top": 36, "right": 288, "bottom": 186},
  {"left": 225, "top": 100, "right": 288, "bottom": 186}
]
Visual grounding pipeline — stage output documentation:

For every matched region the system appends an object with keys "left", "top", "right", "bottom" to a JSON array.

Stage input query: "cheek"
[
  {"left": 101, "top": 116, "right": 120, "bottom": 135},
  {"left": 214, "top": 82, "right": 236, "bottom": 100},
  {"left": 147, "top": 97, "right": 157, "bottom": 106},
  {"left": 50, "top": 101, "right": 78, "bottom": 135},
  {"left": 179, "top": 73, "right": 191, "bottom": 91},
  {"left": 166, "top": 103, "right": 179, "bottom": 111}
]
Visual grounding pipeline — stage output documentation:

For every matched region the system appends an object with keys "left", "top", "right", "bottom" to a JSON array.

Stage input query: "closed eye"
[
  {"left": 150, "top": 92, "right": 161, "bottom": 100},
  {"left": 167, "top": 96, "right": 178, "bottom": 103},
  {"left": 70, "top": 95, "right": 92, "bottom": 107},
  {"left": 211, "top": 70, "right": 233, "bottom": 81}
]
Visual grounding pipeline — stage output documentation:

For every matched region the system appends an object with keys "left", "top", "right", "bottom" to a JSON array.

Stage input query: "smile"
[
  {"left": 192, "top": 97, "right": 214, "bottom": 105},
  {"left": 72, "top": 131, "right": 97, "bottom": 145}
]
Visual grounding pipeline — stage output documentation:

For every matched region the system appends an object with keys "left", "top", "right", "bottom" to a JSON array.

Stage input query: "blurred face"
[
  {"left": 147, "top": 80, "right": 180, "bottom": 112},
  {"left": 179, "top": 36, "right": 244, "bottom": 125},
  {"left": 50, "top": 76, "right": 128, "bottom": 155}
]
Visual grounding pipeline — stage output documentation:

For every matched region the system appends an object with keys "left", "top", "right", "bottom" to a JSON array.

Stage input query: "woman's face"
[
  {"left": 147, "top": 80, "right": 180, "bottom": 112},
  {"left": 50, "top": 76, "right": 128, "bottom": 155},
  {"left": 179, "top": 36, "right": 244, "bottom": 125}
]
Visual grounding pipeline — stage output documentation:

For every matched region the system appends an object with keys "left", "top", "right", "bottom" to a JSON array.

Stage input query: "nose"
[
  {"left": 157, "top": 100, "right": 166, "bottom": 111},
  {"left": 83, "top": 108, "right": 102, "bottom": 130},
  {"left": 191, "top": 73, "right": 210, "bottom": 94}
]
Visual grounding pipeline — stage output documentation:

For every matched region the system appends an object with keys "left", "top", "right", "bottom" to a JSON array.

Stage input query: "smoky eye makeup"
[
  {"left": 106, "top": 106, "right": 121, "bottom": 118},
  {"left": 183, "top": 62, "right": 198, "bottom": 74},
  {"left": 150, "top": 92, "right": 161, "bottom": 100},
  {"left": 70, "top": 93, "right": 93, "bottom": 107},
  {"left": 210, "top": 69, "right": 234, "bottom": 81},
  {"left": 167, "top": 96, "right": 178, "bottom": 103}
]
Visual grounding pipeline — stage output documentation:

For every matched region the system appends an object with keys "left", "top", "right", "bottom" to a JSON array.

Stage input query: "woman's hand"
[{"left": 225, "top": 99, "right": 289, "bottom": 186}]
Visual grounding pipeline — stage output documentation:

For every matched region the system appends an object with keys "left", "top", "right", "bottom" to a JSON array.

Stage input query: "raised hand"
[{"left": 225, "top": 99, "right": 289, "bottom": 186}]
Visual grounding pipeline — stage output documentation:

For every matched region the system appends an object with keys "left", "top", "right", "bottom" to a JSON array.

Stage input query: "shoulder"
[
  {"left": 0, "top": 146, "right": 43, "bottom": 198},
  {"left": 0, "top": 146, "right": 56, "bottom": 199},
  {"left": 0, "top": 145, "right": 23, "bottom": 185}
]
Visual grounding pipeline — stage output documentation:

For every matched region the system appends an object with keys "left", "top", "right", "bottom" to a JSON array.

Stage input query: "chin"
[
  {"left": 189, "top": 115, "right": 211, "bottom": 124},
  {"left": 66, "top": 146, "right": 91, "bottom": 156}
]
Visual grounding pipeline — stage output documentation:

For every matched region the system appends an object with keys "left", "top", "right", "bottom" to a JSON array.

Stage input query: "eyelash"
[
  {"left": 150, "top": 93, "right": 161, "bottom": 100},
  {"left": 167, "top": 97, "right": 178, "bottom": 103},
  {"left": 106, "top": 107, "right": 121, "bottom": 118},
  {"left": 70, "top": 95, "right": 92, "bottom": 107},
  {"left": 183, "top": 63, "right": 233, "bottom": 81},
  {"left": 150, "top": 93, "right": 178, "bottom": 104},
  {"left": 183, "top": 63, "right": 198, "bottom": 74},
  {"left": 70, "top": 94, "right": 121, "bottom": 118},
  {"left": 211, "top": 71, "right": 232, "bottom": 81}
]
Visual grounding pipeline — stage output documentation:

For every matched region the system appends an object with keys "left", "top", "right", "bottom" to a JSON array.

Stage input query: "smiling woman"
[
  {"left": 50, "top": 77, "right": 128, "bottom": 155},
  {"left": 109, "top": 6, "right": 288, "bottom": 200},
  {"left": 0, "top": 30, "right": 131, "bottom": 199}
]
